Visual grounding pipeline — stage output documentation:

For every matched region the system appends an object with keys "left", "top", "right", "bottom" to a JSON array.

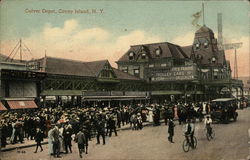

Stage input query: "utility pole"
[
  {"left": 20, "top": 39, "right": 22, "bottom": 62},
  {"left": 234, "top": 48, "right": 238, "bottom": 79},
  {"left": 202, "top": 3, "right": 205, "bottom": 26}
]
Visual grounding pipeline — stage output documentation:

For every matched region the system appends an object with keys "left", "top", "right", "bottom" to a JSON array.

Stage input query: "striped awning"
[
  {"left": 7, "top": 100, "right": 38, "bottom": 109},
  {"left": 0, "top": 102, "right": 7, "bottom": 111}
]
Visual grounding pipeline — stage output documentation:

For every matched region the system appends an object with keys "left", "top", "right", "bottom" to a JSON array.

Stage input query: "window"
[
  {"left": 141, "top": 53, "right": 146, "bottom": 59},
  {"left": 121, "top": 66, "right": 128, "bottom": 73},
  {"left": 155, "top": 48, "right": 161, "bottom": 57},
  {"left": 129, "top": 52, "right": 135, "bottom": 60},
  {"left": 161, "top": 63, "right": 167, "bottom": 67},
  {"left": 134, "top": 69, "right": 140, "bottom": 76},
  {"left": 101, "top": 70, "right": 110, "bottom": 78},
  {"left": 214, "top": 71, "right": 218, "bottom": 80},
  {"left": 211, "top": 57, "right": 216, "bottom": 63},
  {"left": 204, "top": 41, "right": 209, "bottom": 48},
  {"left": 149, "top": 64, "right": 154, "bottom": 68},
  {"left": 195, "top": 43, "right": 200, "bottom": 49}
]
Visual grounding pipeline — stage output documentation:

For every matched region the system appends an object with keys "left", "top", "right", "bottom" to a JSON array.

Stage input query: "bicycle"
[
  {"left": 182, "top": 135, "right": 197, "bottom": 152},
  {"left": 206, "top": 126, "right": 215, "bottom": 141}
]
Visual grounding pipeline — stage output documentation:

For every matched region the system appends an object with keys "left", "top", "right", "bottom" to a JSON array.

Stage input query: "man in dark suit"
[
  {"left": 96, "top": 117, "right": 106, "bottom": 145},
  {"left": 168, "top": 119, "right": 175, "bottom": 143},
  {"left": 109, "top": 116, "right": 117, "bottom": 137}
]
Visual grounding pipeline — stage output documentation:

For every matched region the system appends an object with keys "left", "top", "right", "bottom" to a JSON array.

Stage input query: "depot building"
[
  {"left": 0, "top": 25, "right": 244, "bottom": 110},
  {"left": 116, "top": 25, "right": 243, "bottom": 103}
]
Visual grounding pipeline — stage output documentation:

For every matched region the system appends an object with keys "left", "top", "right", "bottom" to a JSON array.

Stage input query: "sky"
[{"left": 0, "top": 0, "right": 249, "bottom": 77}]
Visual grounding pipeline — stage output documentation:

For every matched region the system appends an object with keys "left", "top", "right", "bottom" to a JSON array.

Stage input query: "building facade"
[{"left": 117, "top": 25, "right": 243, "bottom": 102}]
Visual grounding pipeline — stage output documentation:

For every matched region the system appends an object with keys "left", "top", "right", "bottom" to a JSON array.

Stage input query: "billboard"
[{"left": 150, "top": 65, "right": 197, "bottom": 81}]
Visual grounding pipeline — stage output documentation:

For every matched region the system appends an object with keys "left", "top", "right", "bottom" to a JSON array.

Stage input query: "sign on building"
[{"left": 150, "top": 65, "right": 197, "bottom": 81}]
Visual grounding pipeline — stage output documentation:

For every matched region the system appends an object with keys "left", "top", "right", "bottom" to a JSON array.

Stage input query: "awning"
[
  {"left": 0, "top": 102, "right": 7, "bottom": 111},
  {"left": 151, "top": 90, "right": 183, "bottom": 95},
  {"left": 7, "top": 100, "right": 38, "bottom": 109},
  {"left": 41, "top": 90, "right": 83, "bottom": 96},
  {"left": 82, "top": 96, "right": 149, "bottom": 101}
]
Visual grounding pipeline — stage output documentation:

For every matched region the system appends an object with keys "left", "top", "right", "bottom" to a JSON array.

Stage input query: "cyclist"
[
  {"left": 184, "top": 119, "right": 195, "bottom": 148},
  {"left": 204, "top": 116, "right": 213, "bottom": 136}
]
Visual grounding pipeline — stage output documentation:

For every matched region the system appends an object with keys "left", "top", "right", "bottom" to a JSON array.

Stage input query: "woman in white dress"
[
  {"left": 48, "top": 126, "right": 54, "bottom": 155},
  {"left": 58, "top": 125, "right": 65, "bottom": 153}
]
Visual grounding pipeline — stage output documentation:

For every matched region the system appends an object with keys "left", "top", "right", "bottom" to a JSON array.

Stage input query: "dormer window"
[
  {"left": 141, "top": 53, "right": 146, "bottom": 59},
  {"left": 211, "top": 57, "right": 217, "bottom": 63},
  {"left": 204, "top": 40, "right": 209, "bottom": 48},
  {"left": 195, "top": 43, "right": 200, "bottom": 49},
  {"left": 155, "top": 48, "right": 162, "bottom": 57},
  {"left": 128, "top": 52, "right": 135, "bottom": 60}
]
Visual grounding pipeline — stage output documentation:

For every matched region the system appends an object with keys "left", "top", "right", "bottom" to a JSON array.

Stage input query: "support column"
[
  {"left": 42, "top": 96, "right": 46, "bottom": 108},
  {"left": 241, "top": 87, "right": 244, "bottom": 98},
  {"left": 108, "top": 100, "right": 111, "bottom": 108},
  {"left": 229, "top": 85, "right": 232, "bottom": 99},
  {"left": 236, "top": 88, "right": 239, "bottom": 99},
  {"left": 194, "top": 84, "right": 197, "bottom": 103},
  {"left": 184, "top": 83, "right": 187, "bottom": 103}
]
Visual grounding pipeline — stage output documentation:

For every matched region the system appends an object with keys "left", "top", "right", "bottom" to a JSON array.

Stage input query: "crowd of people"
[
  {"left": 0, "top": 100, "right": 245, "bottom": 158},
  {"left": 0, "top": 103, "right": 151, "bottom": 158}
]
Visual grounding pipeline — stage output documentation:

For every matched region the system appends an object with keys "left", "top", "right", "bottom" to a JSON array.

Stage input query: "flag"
[{"left": 191, "top": 11, "right": 202, "bottom": 28}]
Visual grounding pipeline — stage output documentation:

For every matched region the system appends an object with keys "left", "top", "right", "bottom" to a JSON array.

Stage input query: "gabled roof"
[
  {"left": 181, "top": 45, "right": 193, "bottom": 58},
  {"left": 43, "top": 56, "right": 108, "bottom": 77},
  {"left": 117, "top": 42, "right": 189, "bottom": 62},
  {"left": 112, "top": 68, "right": 141, "bottom": 81}
]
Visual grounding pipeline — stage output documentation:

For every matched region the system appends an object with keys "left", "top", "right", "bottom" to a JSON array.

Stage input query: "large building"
[
  {"left": 0, "top": 53, "right": 149, "bottom": 109},
  {"left": 117, "top": 25, "right": 243, "bottom": 102},
  {"left": 0, "top": 25, "right": 245, "bottom": 109}
]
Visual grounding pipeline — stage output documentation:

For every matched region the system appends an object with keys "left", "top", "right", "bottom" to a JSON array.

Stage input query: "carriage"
[{"left": 210, "top": 98, "right": 238, "bottom": 123}]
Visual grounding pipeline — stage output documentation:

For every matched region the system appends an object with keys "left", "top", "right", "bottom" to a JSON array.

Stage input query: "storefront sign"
[{"left": 151, "top": 65, "right": 196, "bottom": 81}]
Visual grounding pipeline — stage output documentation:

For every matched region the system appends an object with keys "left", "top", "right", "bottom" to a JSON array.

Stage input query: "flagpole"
[{"left": 202, "top": 2, "right": 205, "bottom": 26}]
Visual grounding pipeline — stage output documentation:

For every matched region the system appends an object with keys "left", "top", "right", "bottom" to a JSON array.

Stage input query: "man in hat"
[
  {"left": 204, "top": 116, "right": 213, "bottom": 136},
  {"left": 96, "top": 117, "right": 106, "bottom": 145},
  {"left": 168, "top": 119, "right": 175, "bottom": 143},
  {"left": 51, "top": 124, "right": 61, "bottom": 158},
  {"left": 184, "top": 119, "right": 195, "bottom": 148},
  {"left": 109, "top": 115, "right": 117, "bottom": 137},
  {"left": 75, "top": 128, "right": 86, "bottom": 158},
  {"left": 63, "top": 122, "right": 73, "bottom": 154}
]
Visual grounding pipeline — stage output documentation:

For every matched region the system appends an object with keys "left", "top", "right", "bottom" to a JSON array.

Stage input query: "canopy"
[
  {"left": 7, "top": 100, "right": 38, "bottom": 109},
  {"left": 0, "top": 102, "right": 7, "bottom": 111}
]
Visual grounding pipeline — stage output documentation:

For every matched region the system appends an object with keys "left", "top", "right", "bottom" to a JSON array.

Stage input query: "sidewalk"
[{"left": 1, "top": 121, "right": 155, "bottom": 152}]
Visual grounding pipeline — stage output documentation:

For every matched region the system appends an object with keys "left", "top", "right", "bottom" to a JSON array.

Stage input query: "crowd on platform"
[{"left": 0, "top": 100, "right": 248, "bottom": 158}]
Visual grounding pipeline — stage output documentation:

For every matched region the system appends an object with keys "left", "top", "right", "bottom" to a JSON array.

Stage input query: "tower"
[{"left": 191, "top": 25, "right": 221, "bottom": 65}]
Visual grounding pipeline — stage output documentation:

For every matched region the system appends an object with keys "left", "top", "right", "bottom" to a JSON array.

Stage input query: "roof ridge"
[
  {"left": 45, "top": 56, "right": 87, "bottom": 63},
  {"left": 85, "top": 59, "right": 108, "bottom": 63},
  {"left": 131, "top": 41, "right": 177, "bottom": 47}
]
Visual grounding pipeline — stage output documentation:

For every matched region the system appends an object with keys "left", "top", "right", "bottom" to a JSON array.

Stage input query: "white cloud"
[
  {"left": 1, "top": 19, "right": 248, "bottom": 77},
  {"left": 0, "top": 19, "right": 164, "bottom": 67}
]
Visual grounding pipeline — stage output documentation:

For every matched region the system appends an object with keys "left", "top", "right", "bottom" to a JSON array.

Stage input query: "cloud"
[
  {"left": 0, "top": 19, "right": 164, "bottom": 67},
  {"left": 0, "top": 19, "right": 248, "bottom": 78}
]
